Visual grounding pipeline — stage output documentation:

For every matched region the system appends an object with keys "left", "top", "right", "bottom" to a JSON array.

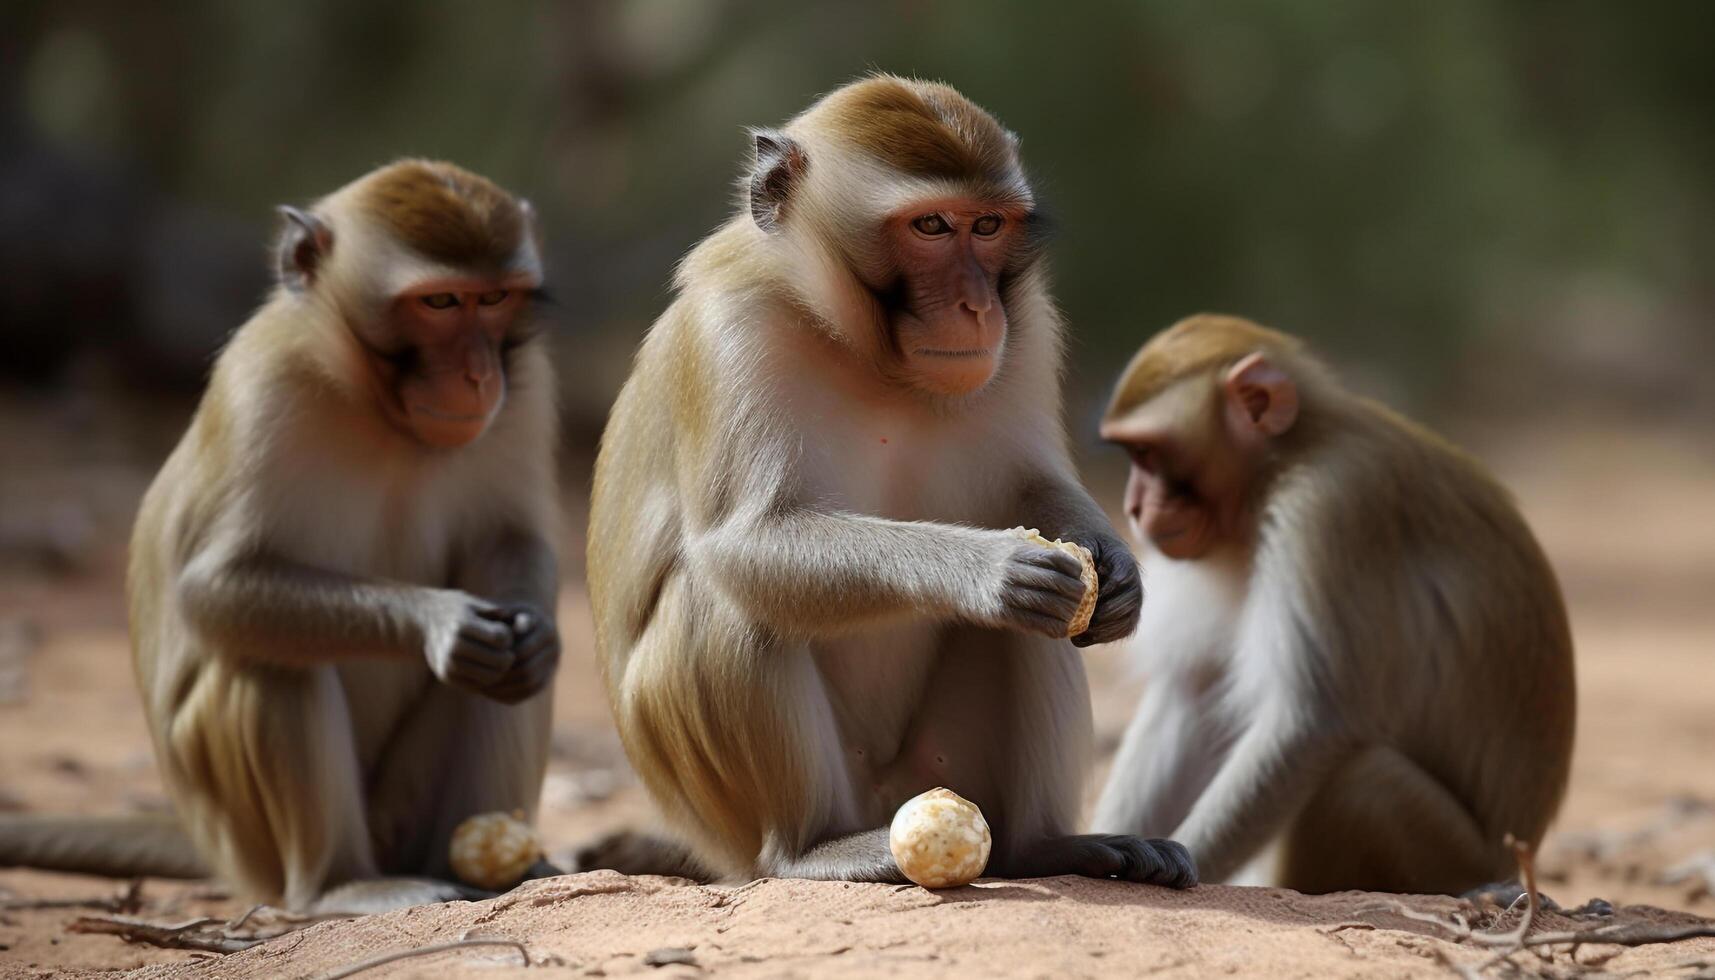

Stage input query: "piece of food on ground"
[
  {"left": 890, "top": 787, "right": 992, "bottom": 888},
  {"left": 449, "top": 810, "right": 542, "bottom": 890}
]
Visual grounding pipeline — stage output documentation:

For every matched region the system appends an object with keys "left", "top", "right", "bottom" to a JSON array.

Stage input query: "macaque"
[
  {"left": 586, "top": 75, "right": 1194, "bottom": 888},
  {"left": 0, "top": 160, "right": 562, "bottom": 913},
  {"left": 1091, "top": 313, "right": 1575, "bottom": 894}
]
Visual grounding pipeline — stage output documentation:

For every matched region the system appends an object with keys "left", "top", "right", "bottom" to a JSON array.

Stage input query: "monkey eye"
[
  {"left": 420, "top": 293, "right": 459, "bottom": 310},
  {"left": 478, "top": 289, "right": 509, "bottom": 306},
  {"left": 972, "top": 214, "right": 1004, "bottom": 237},
  {"left": 911, "top": 213, "right": 952, "bottom": 236}
]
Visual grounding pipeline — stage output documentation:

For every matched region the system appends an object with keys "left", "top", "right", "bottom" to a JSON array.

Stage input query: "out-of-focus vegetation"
[{"left": 3, "top": 0, "right": 1712, "bottom": 442}]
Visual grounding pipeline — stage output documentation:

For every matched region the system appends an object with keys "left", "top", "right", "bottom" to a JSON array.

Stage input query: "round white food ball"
[
  {"left": 889, "top": 787, "right": 992, "bottom": 889},
  {"left": 449, "top": 810, "right": 541, "bottom": 890}
]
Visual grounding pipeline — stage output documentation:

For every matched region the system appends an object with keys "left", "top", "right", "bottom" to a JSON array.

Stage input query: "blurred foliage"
[{"left": 2, "top": 0, "right": 1712, "bottom": 432}]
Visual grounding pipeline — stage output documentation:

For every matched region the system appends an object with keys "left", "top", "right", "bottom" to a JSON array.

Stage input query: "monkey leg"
[
  {"left": 901, "top": 628, "right": 1196, "bottom": 888},
  {"left": 308, "top": 677, "right": 552, "bottom": 914},
  {"left": 162, "top": 660, "right": 378, "bottom": 908},
  {"left": 362, "top": 677, "right": 553, "bottom": 883},
  {"left": 1277, "top": 744, "right": 1507, "bottom": 895}
]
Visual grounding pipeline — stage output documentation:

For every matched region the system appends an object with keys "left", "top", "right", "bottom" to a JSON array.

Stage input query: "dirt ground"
[{"left": 1, "top": 393, "right": 1712, "bottom": 978}]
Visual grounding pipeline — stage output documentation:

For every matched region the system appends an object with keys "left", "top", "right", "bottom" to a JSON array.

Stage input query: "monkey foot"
[
  {"left": 1006, "top": 834, "right": 1198, "bottom": 889},
  {"left": 311, "top": 876, "right": 488, "bottom": 915},
  {"left": 574, "top": 830, "right": 716, "bottom": 883}
]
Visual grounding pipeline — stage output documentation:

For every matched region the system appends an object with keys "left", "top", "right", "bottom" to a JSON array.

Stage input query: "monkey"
[
  {"left": 0, "top": 159, "right": 562, "bottom": 913},
  {"left": 584, "top": 75, "right": 1195, "bottom": 889},
  {"left": 1088, "top": 313, "right": 1576, "bottom": 895}
]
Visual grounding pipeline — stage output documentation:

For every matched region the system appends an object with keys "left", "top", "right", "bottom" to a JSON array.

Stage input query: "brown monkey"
[
  {"left": 1091, "top": 313, "right": 1575, "bottom": 894},
  {"left": 0, "top": 160, "right": 561, "bottom": 913},
  {"left": 586, "top": 75, "right": 1194, "bottom": 888}
]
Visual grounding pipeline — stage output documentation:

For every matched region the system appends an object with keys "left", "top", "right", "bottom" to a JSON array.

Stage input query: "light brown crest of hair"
[
  {"left": 1104, "top": 314, "right": 1306, "bottom": 423},
  {"left": 353, "top": 159, "right": 527, "bottom": 270},
  {"left": 814, "top": 75, "right": 1021, "bottom": 191}
]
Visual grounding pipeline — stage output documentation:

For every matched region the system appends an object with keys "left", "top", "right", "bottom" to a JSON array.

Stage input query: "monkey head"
[
  {"left": 747, "top": 75, "right": 1045, "bottom": 398},
  {"left": 1100, "top": 315, "right": 1305, "bottom": 560},
  {"left": 275, "top": 159, "right": 544, "bottom": 449}
]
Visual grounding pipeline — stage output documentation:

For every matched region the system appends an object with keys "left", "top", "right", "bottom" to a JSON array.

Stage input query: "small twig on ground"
[
  {"left": 1, "top": 878, "right": 143, "bottom": 914},
  {"left": 1368, "top": 833, "right": 1715, "bottom": 976},
  {"left": 68, "top": 914, "right": 262, "bottom": 954},
  {"left": 317, "top": 938, "right": 531, "bottom": 979},
  {"left": 65, "top": 902, "right": 360, "bottom": 955},
  {"left": 1465, "top": 835, "right": 1542, "bottom": 973}
]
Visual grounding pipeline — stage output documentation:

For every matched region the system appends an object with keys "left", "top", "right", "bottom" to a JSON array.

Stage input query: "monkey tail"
[{"left": 0, "top": 812, "right": 210, "bottom": 880}]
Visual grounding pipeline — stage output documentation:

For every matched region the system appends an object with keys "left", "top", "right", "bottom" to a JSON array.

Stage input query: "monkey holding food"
[
  {"left": 0, "top": 160, "right": 562, "bottom": 913},
  {"left": 586, "top": 75, "right": 1195, "bottom": 889},
  {"left": 1092, "top": 313, "right": 1575, "bottom": 895}
]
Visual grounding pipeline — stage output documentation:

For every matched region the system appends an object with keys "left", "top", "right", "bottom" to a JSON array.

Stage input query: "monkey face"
[
  {"left": 1121, "top": 449, "right": 1217, "bottom": 560},
  {"left": 879, "top": 201, "right": 1024, "bottom": 397},
  {"left": 1102, "top": 342, "right": 1302, "bottom": 560},
  {"left": 366, "top": 276, "right": 539, "bottom": 449},
  {"left": 1104, "top": 380, "right": 1236, "bottom": 561}
]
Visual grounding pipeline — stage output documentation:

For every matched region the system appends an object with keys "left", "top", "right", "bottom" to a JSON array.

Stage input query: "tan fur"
[
  {"left": 813, "top": 76, "right": 1019, "bottom": 187},
  {"left": 355, "top": 159, "right": 529, "bottom": 269},
  {"left": 1, "top": 161, "right": 561, "bottom": 913},
  {"left": 589, "top": 78, "right": 1192, "bottom": 889},
  {"left": 1092, "top": 314, "right": 1576, "bottom": 894}
]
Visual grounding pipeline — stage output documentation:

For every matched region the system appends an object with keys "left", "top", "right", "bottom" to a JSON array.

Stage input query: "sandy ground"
[{"left": 1, "top": 397, "right": 1712, "bottom": 977}]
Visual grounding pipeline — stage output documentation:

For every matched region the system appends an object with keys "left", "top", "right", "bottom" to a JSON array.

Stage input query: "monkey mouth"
[
  {"left": 915, "top": 348, "right": 991, "bottom": 359},
  {"left": 410, "top": 404, "right": 491, "bottom": 424}
]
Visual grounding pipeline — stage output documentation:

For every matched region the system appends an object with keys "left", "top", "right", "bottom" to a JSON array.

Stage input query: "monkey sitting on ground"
[
  {"left": 1090, "top": 313, "right": 1575, "bottom": 895},
  {"left": 0, "top": 160, "right": 563, "bottom": 913},
  {"left": 584, "top": 75, "right": 1195, "bottom": 889}
]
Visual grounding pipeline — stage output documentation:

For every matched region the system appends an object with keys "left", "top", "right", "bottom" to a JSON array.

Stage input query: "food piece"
[
  {"left": 1009, "top": 527, "right": 1099, "bottom": 637},
  {"left": 889, "top": 787, "right": 992, "bottom": 888},
  {"left": 449, "top": 810, "right": 541, "bottom": 890}
]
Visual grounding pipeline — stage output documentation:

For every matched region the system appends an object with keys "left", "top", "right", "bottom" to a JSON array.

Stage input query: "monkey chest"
[
  {"left": 796, "top": 423, "right": 999, "bottom": 522},
  {"left": 812, "top": 622, "right": 941, "bottom": 773},
  {"left": 262, "top": 466, "right": 463, "bottom": 584}
]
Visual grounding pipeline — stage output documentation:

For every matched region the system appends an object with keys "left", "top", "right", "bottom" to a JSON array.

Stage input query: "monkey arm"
[
  {"left": 1168, "top": 698, "right": 1351, "bottom": 883},
  {"left": 1091, "top": 675, "right": 1228, "bottom": 838},
  {"left": 178, "top": 541, "right": 496, "bottom": 666},
  {"left": 694, "top": 508, "right": 1017, "bottom": 637},
  {"left": 453, "top": 526, "right": 559, "bottom": 614}
]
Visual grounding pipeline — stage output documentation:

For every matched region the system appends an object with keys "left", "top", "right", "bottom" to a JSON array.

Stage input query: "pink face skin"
[
  {"left": 369, "top": 274, "right": 537, "bottom": 449},
  {"left": 884, "top": 200, "right": 1024, "bottom": 396},
  {"left": 1103, "top": 354, "right": 1299, "bottom": 560}
]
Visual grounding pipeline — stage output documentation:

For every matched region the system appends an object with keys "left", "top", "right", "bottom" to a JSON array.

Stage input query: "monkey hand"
[
  {"left": 1071, "top": 536, "right": 1143, "bottom": 648},
  {"left": 481, "top": 603, "right": 560, "bottom": 705},
  {"left": 422, "top": 592, "right": 518, "bottom": 694},
  {"left": 984, "top": 536, "right": 1092, "bottom": 639}
]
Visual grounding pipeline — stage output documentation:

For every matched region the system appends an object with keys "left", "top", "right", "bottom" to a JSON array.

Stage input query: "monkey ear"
[
  {"left": 276, "top": 206, "right": 333, "bottom": 292},
  {"left": 749, "top": 129, "right": 808, "bottom": 232},
  {"left": 1223, "top": 353, "right": 1298, "bottom": 439}
]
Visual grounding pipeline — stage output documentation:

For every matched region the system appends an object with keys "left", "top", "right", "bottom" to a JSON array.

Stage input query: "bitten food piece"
[
  {"left": 449, "top": 810, "right": 542, "bottom": 890},
  {"left": 1010, "top": 527, "right": 1099, "bottom": 637},
  {"left": 889, "top": 787, "right": 992, "bottom": 888}
]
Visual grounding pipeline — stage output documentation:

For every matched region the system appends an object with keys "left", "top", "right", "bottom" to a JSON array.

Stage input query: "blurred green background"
[{"left": 3, "top": 0, "right": 1712, "bottom": 450}]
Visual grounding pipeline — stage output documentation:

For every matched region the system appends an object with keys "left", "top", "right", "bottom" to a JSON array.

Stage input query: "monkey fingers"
[
  {"left": 996, "top": 548, "right": 1088, "bottom": 637},
  {"left": 443, "top": 618, "right": 516, "bottom": 690},
  {"left": 487, "top": 625, "right": 559, "bottom": 705},
  {"left": 1073, "top": 544, "right": 1143, "bottom": 648},
  {"left": 1015, "top": 545, "right": 1087, "bottom": 580}
]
